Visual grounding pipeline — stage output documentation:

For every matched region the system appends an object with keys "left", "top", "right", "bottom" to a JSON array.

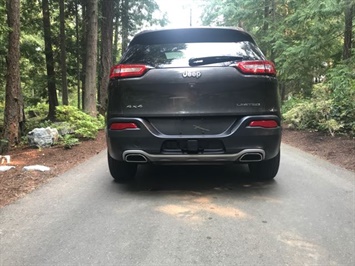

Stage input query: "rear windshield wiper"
[{"left": 188, "top": 56, "right": 244, "bottom": 66}]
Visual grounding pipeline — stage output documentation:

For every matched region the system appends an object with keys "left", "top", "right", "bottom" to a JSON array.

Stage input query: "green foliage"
[
  {"left": 324, "top": 61, "right": 355, "bottom": 134},
  {"left": 24, "top": 104, "right": 104, "bottom": 139},
  {"left": 1, "top": 0, "right": 164, "bottom": 109},
  {"left": 283, "top": 96, "right": 343, "bottom": 136},
  {"left": 56, "top": 105, "right": 104, "bottom": 139},
  {"left": 24, "top": 119, "right": 52, "bottom": 135},
  {"left": 283, "top": 67, "right": 355, "bottom": 136},
  {"left": 281, "top": 94, "right": 305, "bottom": 114},
  {"left": 26, "top": 102, "right": 48, "bottom": 117},
  {"left": 201, "top": 0, "right": 354, "bottom": 136},
  {"left": 60, "top": 134, "right": 80, "bottom": 149},
  {"left": 201, "top": 0, "right": 345, "bottom": 94},
  {"left": 23, "top": 103, "right": 52, "bottom": 134},
  {"left": 284, "top": 99, "right": 321, "bottom": 130},
  {"left": 126, "top": 0, "right": 167, "bottom": 34}
]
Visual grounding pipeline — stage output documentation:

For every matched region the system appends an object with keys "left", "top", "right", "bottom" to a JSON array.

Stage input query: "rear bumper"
[
  {"left": 122, "top": 149, "right": 265, "bottom": 164},
  {"left": 106, "top": 115, "right": 281, "bottom": 164}
]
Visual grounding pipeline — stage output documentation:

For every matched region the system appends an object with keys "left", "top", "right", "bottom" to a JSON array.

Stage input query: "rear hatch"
[{"left": 108, "top": 28, "right": 280, "bottom": 130}]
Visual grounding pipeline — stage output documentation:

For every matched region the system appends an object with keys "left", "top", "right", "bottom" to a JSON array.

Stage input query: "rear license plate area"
[{"left": 161, "top": 140, "right": 225, "bottom": 154}]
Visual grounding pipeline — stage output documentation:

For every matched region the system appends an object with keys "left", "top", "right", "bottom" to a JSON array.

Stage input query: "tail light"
[
  {"left": 248, "top": 120, "right": 278, "bottom": 128},
  {"left": 234, "top": 60, "right": 276, "bottom": 76},
  {"left": 110, "top": 64, "right": 149, "bottom": 79},
  {"left": 110, "top": 122, "right": 139, "bottom": 130}
]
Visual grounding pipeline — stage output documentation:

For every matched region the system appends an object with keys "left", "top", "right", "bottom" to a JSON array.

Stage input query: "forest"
[
  {"left": 0, "top": 0, "right": 354, "bottom": 152},
  {"left": 201, "top": 0, "right": 354, "bottom": 137}
]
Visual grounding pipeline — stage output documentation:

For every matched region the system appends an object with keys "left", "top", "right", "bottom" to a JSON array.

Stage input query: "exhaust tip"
[
  {"left": 239, "top": 153, "right": 263, "bottom": 162},
  {"left": 125, "top": 154, "right": 148, "bottom": 163}
]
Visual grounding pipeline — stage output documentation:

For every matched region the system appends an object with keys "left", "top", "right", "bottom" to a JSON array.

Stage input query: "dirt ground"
[{"left": 0, "top": 128, "right": 354, "bottom": 207}]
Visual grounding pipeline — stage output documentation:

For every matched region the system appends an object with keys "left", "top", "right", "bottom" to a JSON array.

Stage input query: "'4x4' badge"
[{"left": 182, "top": 71, "right": 202, "bottom": 79}]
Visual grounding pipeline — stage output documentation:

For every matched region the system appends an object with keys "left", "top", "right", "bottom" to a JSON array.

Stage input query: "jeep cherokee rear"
[{"left": 106, "top": 27, "right": 281, "bottom": 182}]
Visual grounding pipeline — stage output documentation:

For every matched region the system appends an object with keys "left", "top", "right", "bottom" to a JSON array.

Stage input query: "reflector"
[
  {"left": 249, "top": 120, "right": 278, "bottom": 128},
  {"left": 110, "top": 123, "right": 138, "bottom": 130}
]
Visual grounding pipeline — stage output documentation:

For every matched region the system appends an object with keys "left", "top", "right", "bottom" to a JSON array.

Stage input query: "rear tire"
[
  {"left": 108, "top": 153, "right": 137, "bottom": 182},
  {"left": 249, "top": 151, "right": 280, "bottom": 181}
]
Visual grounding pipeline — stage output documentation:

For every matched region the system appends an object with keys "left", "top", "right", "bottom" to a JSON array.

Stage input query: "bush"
[
  {"left": 283, "top": 62, "right": 355, "bottom": 136},
  {"left": 60, "top": 134, "right": 80, "bottom": 149},
  {"left": 56, "top": 105, "right": 104, "bottom": 139},
  {"left": 283, "top": 99, "right": 327, "bottom": 130},
  {"left": 24, "top": 104, "right": 105, "bottom": 139},
  {"left": 25, "top": 102, "right": 48, "bottom": 118},
  {"left": 325, "top": 62, "right": 355, "bottom": 135},
  {"left": 281, "top": 94, "right": 305, "bottom": 114}
]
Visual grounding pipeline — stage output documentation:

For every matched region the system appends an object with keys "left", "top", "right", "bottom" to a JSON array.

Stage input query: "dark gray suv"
[{"left": 106, "top": 27, "right": 281, "bottom": 182}]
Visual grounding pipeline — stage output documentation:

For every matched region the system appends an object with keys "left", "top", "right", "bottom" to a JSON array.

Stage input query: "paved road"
[{"left": 1, "top": 144, "right": 354, "bottom": 266}]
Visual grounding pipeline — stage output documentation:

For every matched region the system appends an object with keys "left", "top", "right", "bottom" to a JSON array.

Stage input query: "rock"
[
  {"left": 52, "top": 122, "right": 75, "bottom": 136},
  {"left": 0, "top": 155, "right": 11, "bottom": 164},
  {"left": 28, "top": 127, "right": 59, "bottom": 148},
  {"left": 23, "top": 165, "right": 50, "bottom": 172},
  {"left": 45, "top": 127, "right": 59, "bottom": 143},
  {"left": 0, "top": 166, "right": 15, "bottom": 172}
]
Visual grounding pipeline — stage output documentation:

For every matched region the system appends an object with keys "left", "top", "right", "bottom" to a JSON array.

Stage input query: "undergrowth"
[
  {"left": 283, "top": 62, "right": 355, "bottom": 136},
  {"left": 24, "top": 104, "right": 105, "bottom": 147}
]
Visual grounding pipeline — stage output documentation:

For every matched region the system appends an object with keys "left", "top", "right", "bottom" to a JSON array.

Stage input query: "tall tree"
[
  {"left": 99, "top": 0, "right": 114, "bottom": 114},
  {"left": 59, "top": 0, "right": 69, "bottom": 105},
  {"left": 113, "top": 12, "right": 121, "bottom": 64},
  {"left": 42, "top": 0, "right": 58, "bottom": 120},
  {"left": 2, "top": 0, "right": 23, "bottom": 152},
  {"left": 83, "top": 0, "right": 98, "bottom": 116},
  {"left": 343, "top": 0, "right": 354, "bottom": 60},
  {"left": 75, "top": 0, "right": 81, "bottom": 109},
  {"left": 81, "top": 1, "right": 87, "bottom": 110},
  {"left": 121, "top": 0, "right": 129, "bottom": 52}
]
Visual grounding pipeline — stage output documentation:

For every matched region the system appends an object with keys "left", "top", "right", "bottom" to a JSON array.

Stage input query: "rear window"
[{"left": 121, "top": 42, "right": 265, "bottom": 68}]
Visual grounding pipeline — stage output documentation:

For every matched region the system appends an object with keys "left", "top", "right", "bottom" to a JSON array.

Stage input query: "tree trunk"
[
  {"left": 262, "top": 0, "right": 270, "bottom": 57},
  {"left": 343, "top": 0, "right": 353, "bottom": 60},
  {"left": 263, "top": 0, "right": 269, "bottom": 32},
  {"left": 59, "top": 0, "right": 69, "bottom": 105},
  {"left": 2, "top": 0, "right": 23, "bottom": 153},
  {"left": 42, "top": 0, "right": 58, "bottom": 120},
  {"left": 83, "top": 0, "right": 98, "bottom": 116},
  {"left": 113, "top": 13, "right": 120, "bottom": 64},
  {"left": 81, "top": 1, "right": 87, "bottom": 110},
  {"left": 121, "top": 0, "right": 129, "bottom": 53},
  {"left": 75, "top": 0, "right": 81, "bottom": 109},
  {"left": 98, "top": 0, "right": 114, "bottom": 114},
  {"left": 270, "top": 0, "right": 276, "bottom": 61}
]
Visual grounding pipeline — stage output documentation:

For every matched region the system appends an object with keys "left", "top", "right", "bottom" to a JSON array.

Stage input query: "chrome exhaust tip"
[
  {"left": 124, "top": 154, "right": 148, "bottom": 163},
  {"left": 239, "top": 153, "right": 263, "bottom": 162}
]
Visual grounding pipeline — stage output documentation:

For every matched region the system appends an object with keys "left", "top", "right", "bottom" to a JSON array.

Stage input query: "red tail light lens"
[
  {"left": 234, "top": 60, "right": 276, "bottom": 76},
  {"left": 110, "top": 64, "right": 149, "bottom": 79},
  {"left": 249, "top": 120, "right": 278, "bottom": 128},
  {"left": 110, "top": 122, "right": 138, "bottom": 130}
]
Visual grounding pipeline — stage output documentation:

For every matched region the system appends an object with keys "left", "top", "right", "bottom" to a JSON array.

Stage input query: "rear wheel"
[
  {"left": 108, "top": 153, "right": 137, "bottom": 182},
  {"left": 249, "top": 151, "right": 280, "bottom": 181}
]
